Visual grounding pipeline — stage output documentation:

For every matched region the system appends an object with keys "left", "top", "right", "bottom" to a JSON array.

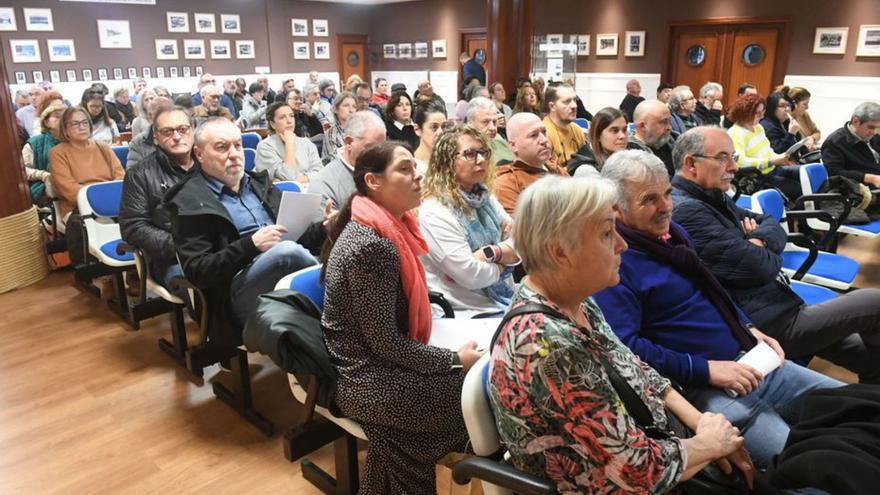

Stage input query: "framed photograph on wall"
[
  {"left": 65, "top": 69, "right": 76, "bottom": 82},
  {"left": 577, "top": 34, "right": 590, "bottom": 56},
  {"left": 398, "top": 43, "right": 412, "bottom": 59},
  {"left": 293, "top": 41, "right": 310, "bottom": 60},
  {"left": 82, "top": 69, "right": 93, "bottom": 81},
  {"left": 183, "top": 39, "right": 205, "bottom": 59},
  {"left": 624, "top": 31, "right": 645, "bottom": 57},
  {"left": 195, "top": 66, "right": 203, "bottom": 76},
  {"left": 32, "top": 71, "right": 43, "bottom": 84},
  {"left": 414, "top": 42, "right": 428, "bottom": 59},
  {"left": 182, "top": 66, "right": 191, "bottom": 77},
  {"left": 813, "top": 27, "right": 848, "bottom": 55},
  {"left": 432, "top": 39, "right": 446, "bottom": 58},
  {"left": 14, "top": 71, "right": 26, "bottom": 85},
  {"left": 210, "top": 39, "right": 231, "bottom": 59},
  {"left": 313, "top": 19, "right": 328, "bottom": 37},
  {"left": 221, "top": 14, "right": 240, "bottom": 34},
  {"left": 155, "top": 39, "right": 179, "bottom": 60},
  {"left": 856, "top": 25, "right": 880, "bottom": 57},
  {"left": 167, "top": 12, "right": 188, "bottom": 33},
  {"left": 194, "top": 13, "right": 215, "bottom": 34},
  {"left": 10, "top": 40, "right": 40, "bottom": 63},
  {"left": 156, "top": 67, "right": 165, "bottom": 78},
  {"left": 596, "top": 33, "right": 618, "bottom": 56},
  {"left": 127, "top": 67, "right": 137, "bottom": 78},
  {"left": 98, "top": 68, "right": 108, "bottom": 81},
  {"left": 314, "top": 41, "right": 330, "bottom": 60},
  {"left": 23, "top": 8, "right": 52, "bottom": 32},
  {"left": 97, "top": 20, "right": 131, "bottom": 49},
  {"left": 142, "top": 66, "right": 151, "bottom": 78},
  {"left": 113, "top": 67, "right": 123, "bottom": 80},
  {"left": 47, "top": 39, "right": 76, "bottom": 62},
  {"left": 292, "top": 19, "right": 308, "bottom": 37},
  {"left": 49, "top": 70, "right": 60, "bottom": 83},
  {"left": 236, "top": 40, "right": 255, "bottom": 59},
  {"left": 382, "top": 44, "right": 396, "bottom": 59},
  {"left": 0, "top": 8, "right": 17, "bottom": 32},
  {"left": 169, "top": 66, "right": 178, "bottom": 78}
]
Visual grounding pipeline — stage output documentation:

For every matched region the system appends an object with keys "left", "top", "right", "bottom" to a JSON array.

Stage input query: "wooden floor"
[{"left": 0, "top": 233, "right": 877, "bottom": 493}]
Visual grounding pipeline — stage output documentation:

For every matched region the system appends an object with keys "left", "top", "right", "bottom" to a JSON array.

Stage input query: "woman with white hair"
[
  {"left": 488, "top": 174, "right": 751, "bottom": 493},
  {"left": 107, "top": 86, "right": 136, "bottom": 133},
  {"left": 130, "top": 89, "right": 157, "bottom": 137}
]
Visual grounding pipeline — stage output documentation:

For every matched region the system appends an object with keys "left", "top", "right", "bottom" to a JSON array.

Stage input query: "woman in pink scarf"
[{"left": 321, "top": 141, "right": 483, "bottom": 494}]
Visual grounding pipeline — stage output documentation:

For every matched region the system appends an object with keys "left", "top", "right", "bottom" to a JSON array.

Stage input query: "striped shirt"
[{"left": 728, "top": 123, "right": 775, "bottom": 174}]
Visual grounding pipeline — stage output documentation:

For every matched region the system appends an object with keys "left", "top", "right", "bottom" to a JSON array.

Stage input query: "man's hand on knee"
[{"left": 252, "top": 225, "right": 288, "bottom": 252}]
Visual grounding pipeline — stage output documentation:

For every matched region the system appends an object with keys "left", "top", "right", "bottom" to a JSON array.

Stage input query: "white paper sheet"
[
  {"left": 785, "top": 138, "right": 809, "bottom": 156},
  {"left": 726, "top": 341, "right": 782, "bottom": 397},
  {"left": 277, "top": 191, "right": 322, "bottom": 242},
  {"left": 429, "top": 318, "right": 500, "bottom": 352}
]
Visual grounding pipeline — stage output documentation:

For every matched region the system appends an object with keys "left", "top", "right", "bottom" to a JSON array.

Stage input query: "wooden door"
[
  {"left": 728, "top": 28, "right": 778, "bottom": 101},
  {"left": 671, "top": 31, "right": 721, "bottom": 100},
  {"left": 460, "top": 29, "right": 489, "bottom": 93},
  {"left": 337, "top": 35, "right": 367, "bottom": 89}
]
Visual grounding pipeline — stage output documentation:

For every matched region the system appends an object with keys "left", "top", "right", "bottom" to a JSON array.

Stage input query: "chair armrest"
[
  {"left": 117, "top": 242, "right": 149, "bottom": 304},
  {"left": 452, "top": 457, "right": 557, "bottom": 495},
  {"left": 170, "top": 275, "right": 209, "bottom": 344},
  {"left": 794, "top": 193, "right": 852, "bottom": 224},
  {"left": 785, "top": 233, "right": 819, "bottom": 281},
  {"left": 429, "top": 291, "right": 455, "bottom": 318}
]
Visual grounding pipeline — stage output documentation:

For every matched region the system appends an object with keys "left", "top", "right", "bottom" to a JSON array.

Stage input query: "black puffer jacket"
[{"left": 671, "top": 175, "right": 802, "bottom": 330}]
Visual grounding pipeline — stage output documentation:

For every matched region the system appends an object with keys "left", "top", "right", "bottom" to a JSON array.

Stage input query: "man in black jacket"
[
  {"left": 120, "top": 106, "right": 198, "bottom": 297},
  {"left": 166, "top": 117, "right": 321, "bottom": 346},
  {"left": 694, "top": 82, "right": 723, "bottom": 127},
  {"left": 671, "top": 126, "right": 880, "bottom": 383},
  {"left": 821, "top": 101, "right": 880, "bottom": 188},
  {"left": 618, "top": 79, "right": 644, "bottom": 123}
]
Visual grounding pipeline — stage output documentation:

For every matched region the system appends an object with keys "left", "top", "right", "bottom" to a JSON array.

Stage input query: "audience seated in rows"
[
  {"left": 21, "top": 103, "right": 66, "bottom": 205},
  {"left": 466, "top": 96, "right": 514, "bottom": 165},
  {"left": 193, "top": 84, "right": 234, "bottom": 127},
  {"left": 165, "top": 118, "right": 321, "bottom": 345},
  {"left": 618, "top": 78, "right": 645, "bottom": 123},
  {"left": 315, "top": 79, "right": 337, "bottom": 126},
  {"left": 384, "top": 91, "right": 419, "bottom": 150},
  {"left": 285, "top": 89, "right": 324, "bottom": 140},
  {"left": 371, "top": 77, "right": 390, "bottom": 109},
  {"left": 695, "top": 82, "right": 724, "bottom": 126},
  {"left": 191, "top": 73, "right": 237, "bottom": 119},
  {"left": 126, "top": 97, "right": 173, "bottom": 170},
  {"left": 412, "top": 99, "right": 447, "bottom": 173},
  {"left": 487, "top": 82, "right": 512, "bottom": 132},
  {"left": 415, "top": 79, "right": 445, "bottom": 109},
  {"left": 723, "top": 83, "right": 758, "bottom": 129},
  {"left": 254, "top": 102, "right": 322, "bottom": 183},
  {"left": 320, "top": 141, "right": 480, "bottom": 493},
  {"left": 542, "top": 83, "right": 584, "bottom": 169},
  {"left": 131, "top": 89, "right": 157, "bottom": 137},
  {"left": 82, "top": 89, "right": 120, "bottom": 145},
  {"left": 16, "top": 85, "right": 44, "bottom": 139},
  {"left": 354, "top": 82, "right": 384, "bottom": 120},
  {"left": 761, "top": 92, "right": 815, "bottom": 161},
  {"left": 569, "top": 107, "right": 628, "bottom": 176},
  {"left": 129, "top": 77, "right": 147, "bottom": 103},
  {"left": 489, "top": 174, "right": 750, "bottom": 493},
  {"left": 669, "top": 85, "right": 702, "bottom": 135},
  {"left": 629, "top": 99, "right": 677, "bottom": 177},
  {"left": 256, "top": 76, "right": 274, "bottom": 105},
  {"left": 822, "top": 101, "right": 880, "bottom": 188},
  {"left": 419, "top": 125, "right": 517, "bottom": 317},
  {"left": 512, "top": 83, "right": 539, "bottom": 116},
  {"left": 106, "top": 87, "right": 135, "bottom": 134},
  {"left": 239, "top": 82, "right": 268, "bottom": 129},
  {"left": 321, "top": 91, "right": 356, "bottom": 163}
]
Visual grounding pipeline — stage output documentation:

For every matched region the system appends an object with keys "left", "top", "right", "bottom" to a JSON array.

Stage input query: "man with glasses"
[
  {"left": 193, "top": 84, "right": 233, "bottom": 126},
  {"left": 822, "top": 101, "right": 880, "bottom": 188},
  {"left": 630, "top": 100, "right": 677, "bottom": 177},
  {"left": 668, "top": 85, "right": 702, "bottom": 135},
  {"left": 467, "top": 96, "right": 514, "bottom": 165},
  {"left": 286, "top": 89, "right": 323, "bottom": 140},
  {"left": 192, "top": 73, "right": 237, "bottom": 118},
  {"left": 353, "top": 83, "right": 383, "bottom": 119},
  {"left": 671, "top": 127, "right": 880, "bottom": 385}
]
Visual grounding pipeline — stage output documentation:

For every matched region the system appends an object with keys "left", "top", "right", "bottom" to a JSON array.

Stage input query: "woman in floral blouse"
[{"left": 488, "top": 175, "right": 753, "bottom": 494}]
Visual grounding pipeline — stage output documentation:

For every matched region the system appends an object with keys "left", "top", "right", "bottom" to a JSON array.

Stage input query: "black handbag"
[{"left": 493, "top": 303, "right": 748, "bottom": 495}]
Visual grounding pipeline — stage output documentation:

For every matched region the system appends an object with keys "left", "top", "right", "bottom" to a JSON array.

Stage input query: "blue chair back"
[
  {"left": 86, "top": 181, "right": 125, "bottom": 217},
  {"left": 574, "top": 118, "right": 590, "bottom": 130},
  {"left": 241, "top": 132, "right": 261, "bottom": 150},
  {"left": 752, "top": 189, "right": 786, "bottom": 222},
  {"left": 801, "top": 163, "right": 827, "bottom": 195},
  {"left": 290, "top": 265, "right": 325, "bottom": 312},
  {"left": 113, "top": 145, "right": 129, "bottom": 169},
  {"left": 275, "top": 181, "right": 302, "bottom": 193},
  {"left": 628, "top": 122, "right": 637, "bottom": 134},
  {"left": 244, "top": 148, "right": 256, "bottom": 172}
]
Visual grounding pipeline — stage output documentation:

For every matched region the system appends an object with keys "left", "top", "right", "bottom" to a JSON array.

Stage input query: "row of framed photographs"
[
  {"left": 10, "top": 39, "right": 75, "bottom": 64},
  {"left": 14, "top": 66, "right": 206, "bottom": 85},
  {"left": 0, "top": 7, "right": 54, "bottom": 32},
  {"left": 291, "top": 19, "right": 329, "bottom": 37},
  {"left": 383, "top": 40, "right": 447, "bottom": 59},
  {"left": 813, "top": 25, "right": 880, "bottom": 57},
  {"left": 293, "top": 42, "right": 330, "bottom": 60},
  {"left": 165, "top": 12, "right": 241, "bottom": 34},
  {"left": 543, "top": 32, "right": 646, "bottom": 58},
  {"left": 157, "top": 39, "right": 255, "bottom": 60}
]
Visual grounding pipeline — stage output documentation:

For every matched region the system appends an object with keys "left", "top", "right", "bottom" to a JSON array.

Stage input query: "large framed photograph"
[
  {"left": 383, "top": 43, "right": 396, "bottom": 59},
  {"left": 813, "top": 27, "right": 848, "bottom": 55},
  {"left": 47, "top": 39, "right": 76, "bottom": 62},
  {"left": 210, "top": 39, "right": 231, "bottom": 59},
  {"left": 293, "top": 41, "right": 310, "bottom": 60},
  {"left": 183, "top": 39, "right": 205, "bottom": 59},
  {"left": 596, "top": 33, "right": 618, "bottom": 56},
  {"left": 291, "top": 18, "right": 308, "bottom": 37},
  {"left": 167, "top": 12, "right": 189, "bottom": 33},
  {"left": 856, "top": 25, "right": 880, "bottom": 57},
  {"left": 397, "top": 43, "right": 412, "bottom": 59},
  {"left": 0, "top": 8, "right": 17, "bottom": 31},
  {"left": 155, "top": 39, "right": 179, "bottom": 60},
  {"left": 414, "top": 42, "right": 428, "bottom": 59},
  {"left": 314, "top": 41, "right": 330, "bottom": 60},
  {"left": 23, "top": 8, "right": 52, "bottom": 32},
  {"left": 577, "top": 34, "right": 590, "bottom": 56},
  {"left": 97, "top": 20, "right": 131, "bottom": 49},
  {"left": 194, "top": 13, "right": 215, "bottom": 34},
  {"left": 313, "top": 19, "right": 328, "bottom": 37},
  {"left": 624, "top": 31, "right": 645, "bottom": 57},
  {"left": 432, "top": 39, "right": 446, "bottom": 58},
  {"left": 236, "top": 40, "right": 255, "bottom": 59},
  {"left": 220, "top": 14, "right": 240, "bottom": 34},
  {"left": 10, "top": 39, "right": 40, "bottom": 63}
]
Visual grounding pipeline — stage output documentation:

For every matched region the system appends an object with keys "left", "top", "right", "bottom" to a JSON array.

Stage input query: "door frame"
[
  {"left": 459, "top": 27, "right": 488, "bottom": 93},
  {"left": 336, "top": 34, "right": 369, "bottom": 87}
]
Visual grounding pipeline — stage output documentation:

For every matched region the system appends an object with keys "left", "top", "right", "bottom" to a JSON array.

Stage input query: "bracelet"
[{"left": 491, "top": 245, "right": 502, "bottom": 262}]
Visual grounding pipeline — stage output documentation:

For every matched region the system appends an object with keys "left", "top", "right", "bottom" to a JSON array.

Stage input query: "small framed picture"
[
  {"left": 236, "top": 40, "right": 255, "bottom": 59},
  {"left": 194, "top": 13, "right": 215, "bottom": 33},
  {"left": 65, "top": 69, "right": 76, "bottom": 82},
  {"left": 577, "top": 34, "right": 590, "bottom": 56},
  {"left": 167, "top": 12, "right": 188, "bottom": 33},
  {"left": 142, "top": 66, "right": 151, "bottom": 78},
  {"left": 182, "top": 66, "right": 191, "bottom": 77},
  {"left": 313, "top": 19, "right": 328, "bottom": 37},
  {"left": 98, "top": 68, "right": 109, "bottom": 81},
  {"left": 169, "top": 66, "right": 178, "bottom": 78},
  {"left": 195, "top": 66, "right": 203, "bottom": 76},
  {"left": 291, "top": 18, "right": 308, "bottom": 37},
  {"left": 156, "top": 67, "right": 165, "bottom": 78},
  {"left": 97, "top": 19, "right": 131, "bottom": 49},
  {"left": 32, "top": 71, "right": 43, "bottom": 84},
  {"left": 383, "top": 43, "right": 396, "bottom": 59},
  {"left": 14, "top": 71, "right": 26, "bottom": 85},
  {"left": 49, "top": 70, "right": 60, "bottom": 83},
  {"left": 155, "top": 39, "right": 178, "bottom": 60},
  {"left": 314, "top": 41, "right": 330, "bottom": 60},
  {"left": 113, "top": 67, "right": 123, "bottom": 80},
  {"left": 47, "top": 39, "right": 76, "bottom": 62},
  {"left": 82, "top": 69, "right": 93, "bottom": 81},
  {"left": 0, "top": 8, "right": 17, "bottom": 32},
  {"left": 596, "top": 33, "right": 618, "bottom": 56},
  {"left": 856, "top": 25, "right": 880, "bottom": 57},
  {"left": 813, "top": 27, "right": 848, "bottom": 55},
  {"left": 23, "top": 8, "right": 53, "bottom": 32},
  {"left": 414, "top": 42, "right": 428, "bottom": 59},
  {"left": 221, "top": 14, "right": 240, "bottom": 34},
  {"left": 293, "top": 41, "right": 310, "bottom": 60},
  {"left": 397, "top": 43, "right": 412, "bottom": 59},
  {"left": 432, "top": 39, "right": 446, "bottom": 58},
  {"left": 211, "top": 39, "right": 231, "bottom": 59},
  {"left": 10, "top": 39, "right": 41, "bottom": 63},
  {"left": 127, "top": 67, "right": 137, "bottom": 79},
  {"left": 624, "top": 31, "right": 645, "bottom": 57},
  {"left": 183, "top": 39, "right": 205, "bottom": 59}
]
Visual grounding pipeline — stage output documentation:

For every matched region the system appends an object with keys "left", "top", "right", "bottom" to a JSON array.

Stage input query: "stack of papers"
[{"left": 429, "top": 318, "right": 501, "bottom": 352}]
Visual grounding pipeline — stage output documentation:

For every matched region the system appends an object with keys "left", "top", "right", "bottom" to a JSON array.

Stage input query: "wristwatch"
[
  {"left": 451, "top": 353, "right": 463, "bottom": 371},
  {"left": 482, "top": 245, "right": 498, "bottom": 263}
]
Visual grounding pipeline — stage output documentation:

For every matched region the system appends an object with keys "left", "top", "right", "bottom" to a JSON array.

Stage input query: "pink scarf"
[{"left": 351, "top": 195, "right": 432, "bottom": 344}]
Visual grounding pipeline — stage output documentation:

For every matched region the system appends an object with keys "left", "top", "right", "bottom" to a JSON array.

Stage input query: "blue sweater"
[{"left": 594, "top": 223, "right": 750, "bottom": 386}]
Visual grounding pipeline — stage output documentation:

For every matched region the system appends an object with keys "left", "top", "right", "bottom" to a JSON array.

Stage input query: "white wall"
[
  {"left": 783, "top": 75, "right": 880, "bottom": 144},
  {"left": 574, "top": 72, "right": 662, "bottom": 114}
]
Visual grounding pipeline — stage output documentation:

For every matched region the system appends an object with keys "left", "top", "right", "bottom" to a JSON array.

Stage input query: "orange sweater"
[
  {"left": 494, "top": 159, "right": 569, "bottom": 214},
  {"left": 49, "top": 141, "right": 124, "bottom": 217}
]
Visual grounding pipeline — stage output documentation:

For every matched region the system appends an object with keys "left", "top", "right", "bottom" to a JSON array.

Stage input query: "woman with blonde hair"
[
  {"left": 419, "top": 125, "right": 518, "bottom": 317},
  {"left": 513, "top": 85, "right": 540, "bottom": 116}
]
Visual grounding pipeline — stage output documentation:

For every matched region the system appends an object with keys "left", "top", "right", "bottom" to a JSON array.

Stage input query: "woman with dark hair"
[
  {"left": 760, "top": 92, "right": 813, "bottom": 159},
  {"left": 254, "top": 102, "right": 322, "bottom": 183},
  {"left": 785, "top": 86, "right": 821, "bottom": 144},
  {"left": 513, "top": 85, "right": 540, "bottom": 116},
  {"left": 412, "top": 99, "right": 448, "bottom": 173},
  {"left": 321, "top": 141, "right": 481, "bottom": 493},
  {"left": 384, "top": 91, "right": 419, "bottom": 149},
  {"left": 488, "top": 82, "right": 513, "bottom": 129},
  {"left": 106, "top": 87, "right": 135, "bottom": 133},
  {"left": 81, "top": 90, "right": 119, "bottom": 144},
  {"left": 568, "top": 107, "right": 629, "bottom": 176},
  {"left": 322, "top": 91, "right": 357, "bottom": 163}
]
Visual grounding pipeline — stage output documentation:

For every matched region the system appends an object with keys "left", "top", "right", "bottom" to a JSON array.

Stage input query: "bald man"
[
  {"left": 629, "top": 100, "right": 676, "bottom": 177},
  {"left": 494, "top": 112, "right": 569, "bottom": 214},
  {"left": 619, "top": 78, "right": 644, "bottom": 122}
]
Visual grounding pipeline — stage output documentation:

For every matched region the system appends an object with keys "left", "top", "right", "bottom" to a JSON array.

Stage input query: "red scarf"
[{"left": 351, "top": 195, "right": 432, "bottom": 344}]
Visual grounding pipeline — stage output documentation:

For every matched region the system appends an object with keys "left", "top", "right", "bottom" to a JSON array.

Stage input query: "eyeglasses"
[
  {"left": 156, "top": 125, "right": 192, "bottom": 138},
  {"left": 456, "top": 148, "right": 490, "bottom": 162},
  {"left": 693, "top": 152, "right": 740, "bottom": 164},
  {"left": 67, "top": 119, "right": 90, "bottom": 128},
  {"left": 202, "top": 79, "right": 217, "bottom": 84}
]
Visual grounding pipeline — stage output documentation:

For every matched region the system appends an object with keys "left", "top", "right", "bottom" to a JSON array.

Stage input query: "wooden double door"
[{"left": 667, "top": 19, "right": 790, "bottom": 107}]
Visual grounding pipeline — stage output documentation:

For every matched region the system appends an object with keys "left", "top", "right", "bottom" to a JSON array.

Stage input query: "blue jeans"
[
  {"left": 686, "top": 361, "right": 843, "bottom": 469},
  {"left": 229, "top": 240, "right": 317, "bottom": 326}
]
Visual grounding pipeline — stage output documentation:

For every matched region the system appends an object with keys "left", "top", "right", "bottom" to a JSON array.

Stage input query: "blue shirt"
[{"left": 203, "top": 173, "right": 273, "bottom": 236}]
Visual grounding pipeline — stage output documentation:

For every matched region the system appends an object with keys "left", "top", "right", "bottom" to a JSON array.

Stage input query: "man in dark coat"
[
  {"left": 670, "top": 126, "right": 880, "bottom": 384},
  {"left": 618, "top": 79, "right": 644, "bottom": 122},
  {"left": 821, "top": 101, "right": 880, "bottom": 188}
]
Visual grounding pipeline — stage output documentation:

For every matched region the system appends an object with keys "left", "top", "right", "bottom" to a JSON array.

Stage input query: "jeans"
[
  {"left": 767, "top": 165, "right": 803, "bottom": 201},
  {"left": 229, "top": 240, "right": 317, "bottom": 326},
  {"left": 686, "top": 361, "right": 843, "bottom": 469}
]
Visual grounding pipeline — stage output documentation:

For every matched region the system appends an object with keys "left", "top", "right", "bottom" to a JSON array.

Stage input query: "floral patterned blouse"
[{"left": 488, "top": 283, "right": 686, "bottom": 494}]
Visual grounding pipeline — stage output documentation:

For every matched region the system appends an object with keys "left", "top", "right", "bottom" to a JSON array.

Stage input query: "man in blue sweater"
[{"left": 594, "top": 149, "right": 840, "bottom": 468}]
